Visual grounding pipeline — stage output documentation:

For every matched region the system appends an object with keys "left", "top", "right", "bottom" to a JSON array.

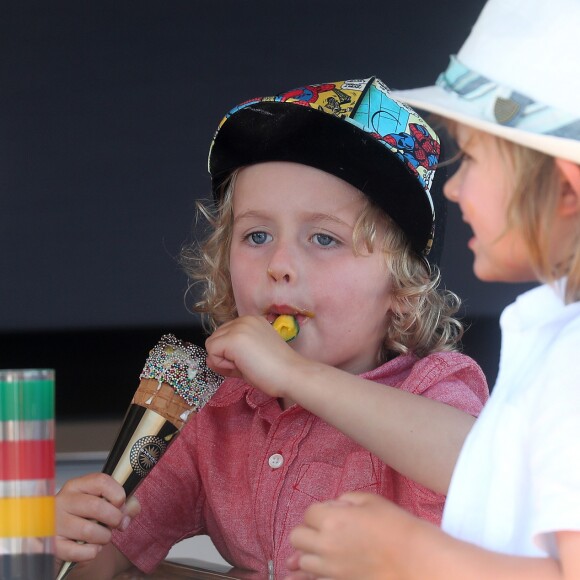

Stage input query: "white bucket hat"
[{"left": 392, "top": 0, "right": 580, "bottom": 164}]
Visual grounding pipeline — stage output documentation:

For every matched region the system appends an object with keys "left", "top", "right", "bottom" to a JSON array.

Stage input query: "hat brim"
[
  {"left": 392, "top": 86, "right": 580, "bottom": 164},
  {"left": 210, "top": 101, "right": 436, "bottom": 257}
]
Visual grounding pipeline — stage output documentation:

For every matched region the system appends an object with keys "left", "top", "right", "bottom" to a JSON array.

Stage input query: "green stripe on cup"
[{"left": 0, "top": 372, "right": 54, "bottom": 422}]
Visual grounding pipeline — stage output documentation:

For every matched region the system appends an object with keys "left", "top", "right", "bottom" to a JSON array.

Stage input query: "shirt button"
[{"left": 268, "top": 453, "right": 284, "bottom": 469}]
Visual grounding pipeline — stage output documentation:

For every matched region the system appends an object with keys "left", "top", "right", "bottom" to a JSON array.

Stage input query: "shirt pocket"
[
  {"left": 294, "top": 451, "right": 381, "bottom": 500},
  {"left": 276, "top": 451, "right": 381, "bottom": 550}
]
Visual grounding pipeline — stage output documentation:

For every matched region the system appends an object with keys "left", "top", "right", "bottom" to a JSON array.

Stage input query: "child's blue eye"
[
  {"left": 312, "top": 233, "right": 336, "bottom": 247},
  {"left": 247, "top": 231, "right": 271, "bottom": 245}
]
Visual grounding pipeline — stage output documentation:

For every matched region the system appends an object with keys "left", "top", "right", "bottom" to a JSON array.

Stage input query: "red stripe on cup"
[{"left": 0, "top": 440, "right": 55, "bottom": 481}]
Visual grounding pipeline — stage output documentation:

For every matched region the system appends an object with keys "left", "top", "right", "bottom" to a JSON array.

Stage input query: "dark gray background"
[{"left": 1, "top": 1, "right": 534, "bottom": 416}]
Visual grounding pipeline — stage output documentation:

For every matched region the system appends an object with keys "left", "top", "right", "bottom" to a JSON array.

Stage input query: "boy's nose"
[
  {"left": 267, "top": 244, "right": 296, "bottom": 283},
  {"left": 267, "top": 266, "right": 291, "bottom": 283}
]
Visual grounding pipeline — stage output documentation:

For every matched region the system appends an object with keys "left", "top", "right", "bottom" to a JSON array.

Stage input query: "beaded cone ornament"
[{"left": 135, "top": 334, "right": 224, "bottom": 429}]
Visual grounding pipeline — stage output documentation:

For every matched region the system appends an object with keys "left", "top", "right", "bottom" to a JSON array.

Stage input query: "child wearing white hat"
[{"left": 288, "top": 0, "right": 580, "bottom": 578}]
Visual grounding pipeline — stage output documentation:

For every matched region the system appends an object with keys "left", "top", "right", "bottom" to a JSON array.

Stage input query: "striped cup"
[{"left": 0, "top": 370, "right": 55, "bottom": 580}]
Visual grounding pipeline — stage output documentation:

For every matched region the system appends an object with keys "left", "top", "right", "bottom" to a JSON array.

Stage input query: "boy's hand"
[
  {"left": 205, "top": 315, "right": 306, "bottom": 398},
  {"left": 55, "top": 473, "right": 140, "bottom": 563},
  {"left": 287, "top": 492, "right": 422, "bottom": 580}
]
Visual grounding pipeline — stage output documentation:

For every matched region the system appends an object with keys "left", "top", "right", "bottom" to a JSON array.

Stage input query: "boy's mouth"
[{"left": 264, "top": 305, "right": 315, "bottom": 325}]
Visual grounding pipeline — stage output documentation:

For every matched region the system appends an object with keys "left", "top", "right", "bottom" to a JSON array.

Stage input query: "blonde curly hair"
[{"left": 181, "top": 170, "right": 464, "bottom": 363}]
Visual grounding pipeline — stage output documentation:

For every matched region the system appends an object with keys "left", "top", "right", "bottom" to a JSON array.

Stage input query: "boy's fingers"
[
  {"left": 118, "top": 496, "right": 140, "bottom": 531},
  {"left": 294, "top": 552, "right": 333, "bottom": 579},
  {"left": 55, "top": 538, "right": 103, "bottom": 563},
  {"left": 286, "top": 552, "right": 319, "bottom": 579},
  {"left": 58, "top": 509, "right": 113, "bottom": 545},
  {"left": 335, "top": 491, "right": 377, "bottom": 506},
  {"left": 301, "top": 500, "right": 349, "bottom": 530},
  {"left": 285, "top": 573, "right": 318, "bottom": 580},
  {"left": 289, "top": 525, "right": 321, "bottom": 553},
  {"left": 66, "top": 473, "right": 126, "bottom": 507},
  {"left": 62, "top": 493, "right": 125, "bottom": 530},
  {"left": 123, "top": 495, "right": 141, "bottom": 518}
]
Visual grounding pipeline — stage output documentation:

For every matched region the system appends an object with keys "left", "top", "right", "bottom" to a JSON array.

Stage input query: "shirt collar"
[
  {"left": 501, "top": 279, "right": 580, "bottom": 331},
  {"left": 206, "top": 352, "right": 420, "bottom": 409}
]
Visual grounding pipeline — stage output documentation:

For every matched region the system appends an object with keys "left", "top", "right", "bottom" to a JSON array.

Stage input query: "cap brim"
[{"left": 392, "top": 86, "right": 580, "bottom": 164}]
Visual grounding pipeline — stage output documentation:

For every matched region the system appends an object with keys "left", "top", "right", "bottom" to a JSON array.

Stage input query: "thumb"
[
  {"left": 124, "top": 496, "right": 141, "bottom": 518},
  {"left": 118, "top": 496, "right": 141, "bottom": 531}
]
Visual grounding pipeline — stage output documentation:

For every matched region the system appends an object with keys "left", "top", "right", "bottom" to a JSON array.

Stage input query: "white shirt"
[{"left": 442, "top": 282, "right": 580, "bottom": 558}]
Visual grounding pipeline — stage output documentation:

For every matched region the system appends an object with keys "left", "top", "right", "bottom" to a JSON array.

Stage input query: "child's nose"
[
  {"left": 443, "top": 173, "right": 459, "bottom": 202},
  {"left": 267, "top": 267, "right": 291, "bottom": 282},
  {"left": 267, "top": 245, "right": 296, "bottom": 283}
]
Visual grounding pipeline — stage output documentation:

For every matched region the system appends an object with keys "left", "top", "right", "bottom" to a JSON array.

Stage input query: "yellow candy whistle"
[{"left": 272, "top": 315, "right": 300, "bottom": 342}]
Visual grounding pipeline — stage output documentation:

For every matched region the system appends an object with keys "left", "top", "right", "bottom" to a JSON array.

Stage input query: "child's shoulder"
[
  {"left": 405, "top": 351, "right": 489, "bottom": 410},
  {"left": 416, "top": 350, "right": 486, "bottom": 377}
]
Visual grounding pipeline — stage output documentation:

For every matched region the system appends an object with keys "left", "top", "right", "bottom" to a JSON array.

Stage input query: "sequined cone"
[{"left": 56, "top": 335, "right": 223, "bottom": 580}]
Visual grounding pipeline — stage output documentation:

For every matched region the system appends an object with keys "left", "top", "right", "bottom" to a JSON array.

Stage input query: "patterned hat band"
[{"left": 437, "top": 56, "right": 580, "bottom": 141}]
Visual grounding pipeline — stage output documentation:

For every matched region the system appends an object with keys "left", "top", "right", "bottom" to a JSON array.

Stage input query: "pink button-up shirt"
[{"left": 112, "top": 351, "right": 487, "bottom": 577}]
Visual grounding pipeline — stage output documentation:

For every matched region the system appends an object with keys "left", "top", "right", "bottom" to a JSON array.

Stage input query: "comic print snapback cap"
[{"left": 208, "top": 77, "right": 447, "bottom": 261}]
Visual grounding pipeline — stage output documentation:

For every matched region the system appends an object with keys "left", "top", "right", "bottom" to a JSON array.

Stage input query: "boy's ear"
[{"left": 555, "top": 158, "right": 580, "bottom": 217}]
